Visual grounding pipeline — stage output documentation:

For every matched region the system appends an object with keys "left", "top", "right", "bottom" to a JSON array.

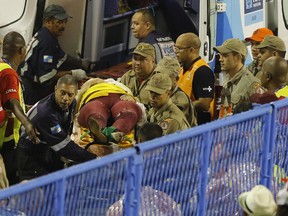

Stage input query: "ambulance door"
[
  {"left": 0, "top": 0, "right": 38, "bottom": 44},
  {"left": 183, "top": 0, "right": 217, "bottom": 64},
  {"left": 276, "top": 0, "right": 288, "bottom": 58},
  {"left": 200, "top": 0, "right": 217, "bottom": 64}
]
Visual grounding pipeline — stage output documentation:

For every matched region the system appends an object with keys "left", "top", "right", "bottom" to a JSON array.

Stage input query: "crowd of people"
[{"left": 1, "top": 3, "right": 288, "bottom": 214}]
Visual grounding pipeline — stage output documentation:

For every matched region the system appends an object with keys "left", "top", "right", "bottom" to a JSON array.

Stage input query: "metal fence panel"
[
  {"left": 0, "top": 149, "right": 137, "bottom": 216},
  {"left": 206, "top": 116, "right": 266, "bottom": 216},
  {"left": 138, "top": 133, "right": 203, "bottom": 216},
  {"left": 0, "top": 101, "right": 281, "bottom": 216},
  {"left": 270, "top": 98, "right": 288, "bottom": 195}
]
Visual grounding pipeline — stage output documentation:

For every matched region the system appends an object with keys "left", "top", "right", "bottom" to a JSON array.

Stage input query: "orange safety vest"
[
  {"left": 0, "top": 63, "right": 24, "bottom": 147},
  {"left": 177, "top": 59, "right": 215, "bottom": 119}
]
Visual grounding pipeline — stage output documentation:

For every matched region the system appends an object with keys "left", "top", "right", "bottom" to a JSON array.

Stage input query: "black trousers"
[
  {"left": 1, "top": 140, "right": 19, "bottom": 185},
  {"left": 17, "top": 138, "right": 64, "bottom": 181}
]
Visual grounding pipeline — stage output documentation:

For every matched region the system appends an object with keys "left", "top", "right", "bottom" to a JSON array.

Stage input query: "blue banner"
[{"left": 244, "top": 0, "right": 263, "bottom": 14}]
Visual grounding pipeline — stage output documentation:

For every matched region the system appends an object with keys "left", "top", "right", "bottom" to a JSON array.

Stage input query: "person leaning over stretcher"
[{"left": 73, "top": 78, "right": 146, "bottom": 151}]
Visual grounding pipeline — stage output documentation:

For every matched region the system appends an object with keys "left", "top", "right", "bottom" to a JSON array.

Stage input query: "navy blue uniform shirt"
[
  {"left": 18, "top": 93, "right": 95, "bottom": 165},
  {"left": 19, "top": 27, "right": 66, "bottom": 105}
]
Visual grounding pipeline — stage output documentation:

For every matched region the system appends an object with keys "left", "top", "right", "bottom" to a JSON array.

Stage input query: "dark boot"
[{"left": 87, "top": 117, "right": 107, "bottom": 143}]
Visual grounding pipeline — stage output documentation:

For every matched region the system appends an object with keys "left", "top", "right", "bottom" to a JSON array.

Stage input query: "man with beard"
[
  {"left": 19, "top": 4, "right": 90, "bottom": 108},
  {"left": 175, "top": 33, "right": 215, "bottom": 124},
  {"left": 244, "top": 27, "right": 274, "bottom": 77},
  {"left": 254, "top": 35, "right": 286, "bottom": 79}
]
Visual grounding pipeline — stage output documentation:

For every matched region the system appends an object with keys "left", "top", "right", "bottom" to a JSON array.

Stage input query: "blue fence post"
[
  {"left": 197, "top": 131, "right": 212, "bottom": 216},
  {"left": 266, "top": 104, "right": 277, "bottom": 189},
  {"left": 123, "top": 152, "right": 143, "bottom": 216},
  {"left": 260, "top": 107, "right": 273, "bottom": 187},
  {"left": 55, "top": 179, "right": 66, "bottom": 216}
]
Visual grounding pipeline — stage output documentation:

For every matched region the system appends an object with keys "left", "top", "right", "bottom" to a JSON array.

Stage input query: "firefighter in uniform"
[
  {"left": 213, "top": 38, "right": 265, "bottom": 118},
  {"left": 146, "top": 73, "right": 190, "bottom": 135},
  {"left": 154, "top": 56, "right": 197, "bottom": 126},
  {"left": 120, "top": 43, "right": 157, "bottom": 109}
]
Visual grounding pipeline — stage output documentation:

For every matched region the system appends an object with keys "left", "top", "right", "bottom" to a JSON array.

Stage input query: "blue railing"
[{"left": 0, "top": 98, "right": 288, "bottom": 216}]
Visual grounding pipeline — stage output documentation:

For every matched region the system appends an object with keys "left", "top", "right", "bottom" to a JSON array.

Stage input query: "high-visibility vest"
[
  {"left": 0, "top": 63, "right": 25, "bottom": 147},
  {"left": 177, "top": 59, "right": 215, "bottom": 119}
]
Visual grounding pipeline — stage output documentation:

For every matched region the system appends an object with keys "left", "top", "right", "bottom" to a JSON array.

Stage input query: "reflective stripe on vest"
[
  {"left": 0, "top": 63, "right": 24, "bottom": 147},
  {"left": 177, "top": 59, "right": 215, "bottom": 119},
  {"left": 177, "top": 59, "right": 209, "bottom": 100}
]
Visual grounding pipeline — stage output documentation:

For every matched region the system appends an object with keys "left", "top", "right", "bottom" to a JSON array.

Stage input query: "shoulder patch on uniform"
[
  {"left": 160, "top": 120, "right": 169, "bottom": 130},
  {"left": 251, "top": 82, "right": 265, "bottom": 94},
  {"left": 50, "top": 124, "right": 62, "bottom": 134},
  {"left": 43, "top": 55, "right": 53, "bottom": 63},
  {"left": 160, "top": 118, "right": 174, "bottom": 130}
]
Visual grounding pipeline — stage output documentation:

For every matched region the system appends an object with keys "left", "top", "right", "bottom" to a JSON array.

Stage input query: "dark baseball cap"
[{"left": 43, "top": 4, "right": 72, "bottom": 20}]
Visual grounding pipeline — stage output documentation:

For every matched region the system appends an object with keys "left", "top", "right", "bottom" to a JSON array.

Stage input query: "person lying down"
[{"left": 72, "top": 78, "right": 146, "bottom": 156}]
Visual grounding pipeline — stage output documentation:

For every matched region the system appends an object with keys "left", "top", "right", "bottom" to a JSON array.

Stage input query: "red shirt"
[
  {"left": 0, "top": 105, "right": 5, "bottom": 127},
  {"left": 0, "top": 65, "right": 20, "bottom": 136}
]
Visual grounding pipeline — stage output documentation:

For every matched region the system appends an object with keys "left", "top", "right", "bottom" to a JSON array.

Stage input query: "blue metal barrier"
[
  {"left": 270, "top": 98, "right": 288, "bottom": 195},
  {"left": 0, "top": 148, "right": 138, "bottom": 216},
  {"left": 0, "top": 99, "right": 288, "bottom": 215},
  {"left": 205, "top": 106, "right": 272, "bottom": 216}
]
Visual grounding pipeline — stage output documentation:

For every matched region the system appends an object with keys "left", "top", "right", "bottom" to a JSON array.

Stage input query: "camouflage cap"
[
  {"left": 154, "top": 56, "right": 180, "bottom": 77},
  {"left": 213, "top": 38, "right": 247, "bottom": 58},
  {"left": 146, "top": 73, "right": 172, "bottom": 94},
  {"left": 44, "top": 4, "right": 72, "bottom": 20},
  {"left": 132, "top": 42, "right": 155, "bottom": 59},
  {"left": 254, "top": 35, "right": 286, "bottom": 52}
]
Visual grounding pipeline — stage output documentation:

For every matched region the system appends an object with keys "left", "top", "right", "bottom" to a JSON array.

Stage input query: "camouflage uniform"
[
  {"left": 214, "top": 38, "right": 266, "bottom": 118},
  {"left": 221, "top": 66, "right": 265, "bottom": 109},
  {"left": 148, "top": 99, "right": 190, "bottom": 135},
  {"left": 120, "top": 70, "right": 158, "bottom": 108},
  {"left": 247, "top": 60, "right": 260, "bottom": 76},
  {"left": 171, "top": 86, "right": 197, "bottom": 127},
  {"left": 154, "top": 56, "right": 197, "bottom": 126},
  {"left": 120, "top": 42, "right": 156, "bottom": 108}
]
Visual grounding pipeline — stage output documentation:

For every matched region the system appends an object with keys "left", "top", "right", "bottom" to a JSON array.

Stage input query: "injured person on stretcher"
[{"left": 71, "top": 78, "right": 146, "bottom": 156}]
